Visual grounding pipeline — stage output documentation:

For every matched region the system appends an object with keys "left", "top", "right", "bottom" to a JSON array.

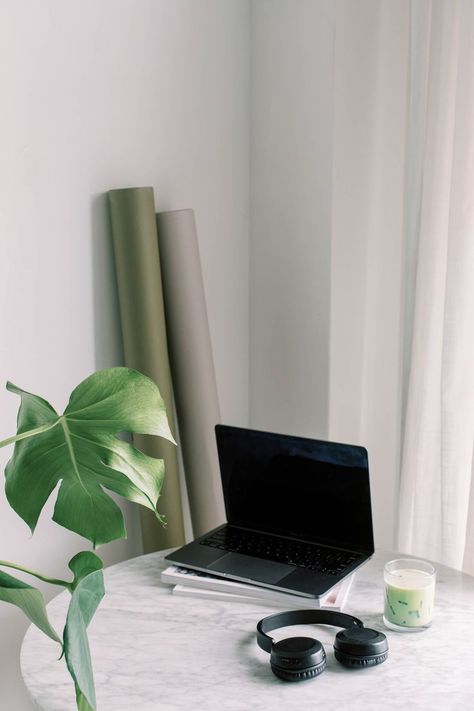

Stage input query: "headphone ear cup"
[
  {"left": 270, "top": 637, "right": 327, "bottom": 681},
  {"left": 271, "top": 662, "right": 326, "bottom": 681},
  {"left": 333, "top": 627, "right": 388, "bottom": 669},
  {"left": 334, "top": 649, "right": 389, "bottom": 668}
]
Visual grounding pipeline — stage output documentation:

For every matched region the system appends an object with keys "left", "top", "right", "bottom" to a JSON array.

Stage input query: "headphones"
[{"left": 256, "top": 609, "right": 388, "bottom": 681}]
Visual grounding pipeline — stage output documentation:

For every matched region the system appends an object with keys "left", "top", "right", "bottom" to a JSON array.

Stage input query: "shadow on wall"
[{"left": 90, "top": 193, "right": 125, "bottom": 372}]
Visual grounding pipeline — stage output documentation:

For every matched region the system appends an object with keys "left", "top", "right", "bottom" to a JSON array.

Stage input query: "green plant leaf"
[
  {"left": 0, "top": 569, "right": 61, "bottom": 644},
  {"left": 75, "top": 687, "right": 95, "bottom": 711},
  {"left": 68, "top": 551, "right": 103, "bottom": 590},
  {"left": 2, "top": 367, "right": 174, "bottom": 546},
  {"left": 63, "top": 564, "right": 105, "bottom": 711}
]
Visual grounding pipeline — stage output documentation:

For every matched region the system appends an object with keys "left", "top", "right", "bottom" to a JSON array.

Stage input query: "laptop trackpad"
[{"left": 208, "top": 553, "right": 293, "bottom": 584}]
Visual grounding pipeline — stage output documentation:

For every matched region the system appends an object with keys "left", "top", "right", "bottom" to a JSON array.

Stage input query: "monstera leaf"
[
  {"left": 63, "top": 552, "right": 105, "bottom": 711},
  {"left": 0, "top": 569, "right": 61, "bottom": 644},
  {"left": 1, "top": 368, "right": 175, "bottom": 546}
]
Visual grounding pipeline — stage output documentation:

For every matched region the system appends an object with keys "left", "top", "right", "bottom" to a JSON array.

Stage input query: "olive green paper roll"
[
  {"left": 156, "top": 209, "right": 225, "bottom": 537},
  {"left": 108, "top": 187, "right": 185, "bottom": 552}
]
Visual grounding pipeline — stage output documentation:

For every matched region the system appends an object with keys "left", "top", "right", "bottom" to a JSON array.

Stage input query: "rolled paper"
[
  {"left": 156, "top": 209, "right": 225, "bottom": 537},
  {"left": 108, "top": 187, "right": 186, "bottom": 552}
]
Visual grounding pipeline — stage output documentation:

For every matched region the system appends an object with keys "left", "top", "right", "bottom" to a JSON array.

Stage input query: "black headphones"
[{"left": 257, "top": 609, "right": 388, "bottom": 681}]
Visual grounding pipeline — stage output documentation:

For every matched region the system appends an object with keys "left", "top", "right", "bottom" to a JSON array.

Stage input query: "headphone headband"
[{"left": 256, "top": 609, "right": 364, "bottom": 653}]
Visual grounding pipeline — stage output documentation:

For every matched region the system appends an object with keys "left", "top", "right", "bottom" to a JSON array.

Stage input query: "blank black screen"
[{"left": 216, "top": 425, "right": 374, "bottom": 554}]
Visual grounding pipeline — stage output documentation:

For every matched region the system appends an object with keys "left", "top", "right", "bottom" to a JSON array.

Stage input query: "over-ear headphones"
[{"left": 256, "top": 609, "right": 388, "bottom": 681}]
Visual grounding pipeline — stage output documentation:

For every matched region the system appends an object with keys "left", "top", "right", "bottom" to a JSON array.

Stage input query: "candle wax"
[{"left": 384, "top": 568, "right": 434, "bottom": 627}]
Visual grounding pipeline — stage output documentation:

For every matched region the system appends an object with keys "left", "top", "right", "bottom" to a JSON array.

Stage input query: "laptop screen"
[{"left": 215, "top": 425, "right": 374, "bottom": 554}]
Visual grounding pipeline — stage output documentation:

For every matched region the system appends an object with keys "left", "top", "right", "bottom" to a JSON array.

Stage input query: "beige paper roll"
[
  {"left": 156, "top": 209, "right": 225, "bottom": 536},
  {"left": 108, "top": 187, "right": 186, "bottom": 552}
]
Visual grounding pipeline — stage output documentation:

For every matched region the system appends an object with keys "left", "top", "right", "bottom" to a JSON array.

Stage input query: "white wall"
[
  {"left": 250, "top": 0, "right": 335, "bottom": 439},
  {"left": 1, "top": 1, "right": 413, "bottom": 706},
  {"left": 0, "top": 2, "right": 249, "bottom": 709},
  {"left": 250, "top": 0, "right": 407, "bottom": 550}
]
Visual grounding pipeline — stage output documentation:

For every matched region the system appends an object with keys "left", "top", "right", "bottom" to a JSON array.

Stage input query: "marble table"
[{"left": 21, "top": 549, "right": 474, "bottom": 710}]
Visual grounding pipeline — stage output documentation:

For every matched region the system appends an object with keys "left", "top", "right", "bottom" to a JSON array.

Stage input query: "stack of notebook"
[{"left": 161, "top": 565, "right": 355, "bottom": 610}]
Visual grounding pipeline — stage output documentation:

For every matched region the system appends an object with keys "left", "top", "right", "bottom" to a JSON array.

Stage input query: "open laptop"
[{"left": 165, "top": 424, "right": 374, "bottom": 599}]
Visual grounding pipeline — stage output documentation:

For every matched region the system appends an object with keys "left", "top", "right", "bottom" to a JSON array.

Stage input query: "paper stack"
[{"left": 161, "top": 565, "right": 354, "bottom": 610}]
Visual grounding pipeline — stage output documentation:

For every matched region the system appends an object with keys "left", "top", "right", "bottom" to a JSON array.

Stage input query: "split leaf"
[{"left": 2, "top": 367, "right": 174, "bottom": 546}]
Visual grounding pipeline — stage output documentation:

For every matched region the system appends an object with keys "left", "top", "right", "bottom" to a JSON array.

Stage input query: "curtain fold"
[
  {"left": 108, "top": 187, "right": 186, "bottom": 552},
  {"left": 330, "top": 0, "right": 474, "bottom": 568},
  {"left": 398, "top": 0, "right": 474, "bottom": 573},
  {"left": 330, "top": 0, "right": 410, "bottom": 548}
]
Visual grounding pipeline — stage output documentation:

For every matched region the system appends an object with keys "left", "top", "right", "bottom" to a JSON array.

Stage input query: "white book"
[{"left": 161, "top": 565, "right": 354, "bottom": 610}]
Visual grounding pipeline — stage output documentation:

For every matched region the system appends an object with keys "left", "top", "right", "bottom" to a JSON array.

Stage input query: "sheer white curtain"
[
  {"left": 250, "top": 0, "right": 473, "bottom": 563},
  {"left": 398, "top": 0, "right": 474, "bottom": 573},
  {"left": 330, "top": 0, "right": 474, "bottom": 567},
  {"left": 330, "top": 0, "right": 410, "bottom": 549}
]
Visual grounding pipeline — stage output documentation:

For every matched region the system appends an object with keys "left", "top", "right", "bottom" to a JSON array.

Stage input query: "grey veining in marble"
[{"left": 21, "top": 550, "right": 474, "bottom": 710}]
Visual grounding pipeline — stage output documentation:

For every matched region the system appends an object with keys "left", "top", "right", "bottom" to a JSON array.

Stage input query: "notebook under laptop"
[{"left": 165, "top": 425, "right": 374, "bottom": 599}]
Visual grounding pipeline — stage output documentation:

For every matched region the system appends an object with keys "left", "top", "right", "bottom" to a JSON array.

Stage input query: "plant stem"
[
  {"left": 0, "top": 419, "right": 61, "bottom": 449},
  {"left": 0, "top": 560, "right": 73, "bottom": 591}
]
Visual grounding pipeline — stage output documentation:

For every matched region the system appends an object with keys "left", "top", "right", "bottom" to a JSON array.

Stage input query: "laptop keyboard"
[{"left": 200, "top": 526, "right": 360, "bottom": 576}]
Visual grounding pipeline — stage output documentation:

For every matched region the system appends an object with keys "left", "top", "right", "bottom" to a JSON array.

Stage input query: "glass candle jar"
[{"left": 383, "top": 558, "right": 436, "bottom": 632}]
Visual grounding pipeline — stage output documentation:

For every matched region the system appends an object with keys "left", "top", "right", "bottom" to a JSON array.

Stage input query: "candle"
[{"left": 383, "top": 559, "right": 436, "bottom": 631}]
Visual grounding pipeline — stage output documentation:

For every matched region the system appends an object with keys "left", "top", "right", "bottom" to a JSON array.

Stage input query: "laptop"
[{"left": 165, "top": 424, "right": 374, "bottom": 599}]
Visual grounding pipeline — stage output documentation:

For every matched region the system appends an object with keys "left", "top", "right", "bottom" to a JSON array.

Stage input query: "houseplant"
[{"left": 0, "top": 367, "right": 174, "bottom": 711}]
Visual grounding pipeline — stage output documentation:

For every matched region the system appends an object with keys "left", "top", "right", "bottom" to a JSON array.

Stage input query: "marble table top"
[{"left": 21, "top": 549, "right": 474, "bottom": 710}]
